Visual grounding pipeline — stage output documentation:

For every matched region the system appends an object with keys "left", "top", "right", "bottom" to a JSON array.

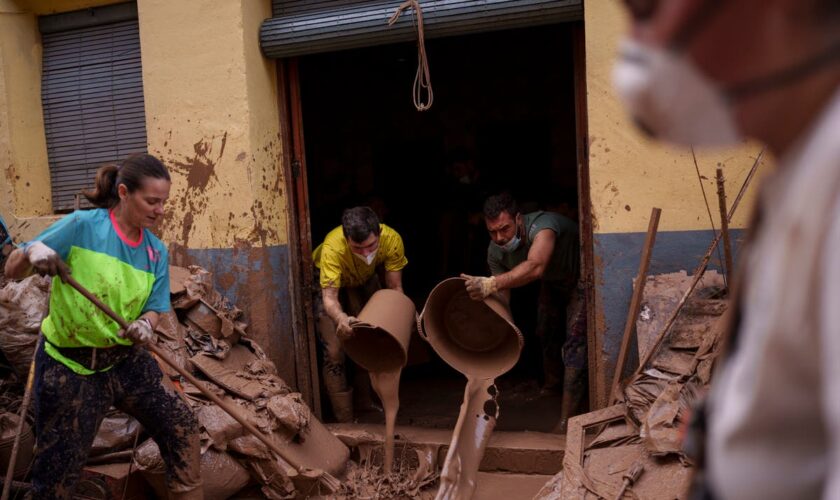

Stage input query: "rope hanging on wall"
[{"left": 388, "top": 0, "right": 434, "bottom": 111}]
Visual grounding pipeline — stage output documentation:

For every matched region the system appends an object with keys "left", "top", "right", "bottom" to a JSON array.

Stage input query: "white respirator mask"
[
  {"left": 353, "top": 250, "right": 377, "bottom": 266},
  {"left": 612, "top": 38, "right": 741, "bottom": 147}
]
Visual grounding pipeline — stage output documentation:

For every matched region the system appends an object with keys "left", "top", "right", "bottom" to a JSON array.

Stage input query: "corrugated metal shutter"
[
  {"left": 262, "top": 0, "right": 583, "bottom": 59},
  {"left": 40, "top": 4, "right": 147, "bottom": 212}
]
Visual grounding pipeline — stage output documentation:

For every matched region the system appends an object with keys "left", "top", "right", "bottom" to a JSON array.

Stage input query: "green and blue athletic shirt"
[{"left": 22, "top": 208, "right": 170, "bottom": 374}]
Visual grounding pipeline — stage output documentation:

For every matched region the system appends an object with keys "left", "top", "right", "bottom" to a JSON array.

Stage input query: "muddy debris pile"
[
  {"left": 141, "top": 265, "right": 350, "bottom": 499},
  {"left": 536, "top": 271, "right": 728, "bottom": 500},
  {"left": 0, "top": 266, "right": 349, "bottom": 499},
  {"left": 331, "top": 428, "right": 441, "bottom": 499}
]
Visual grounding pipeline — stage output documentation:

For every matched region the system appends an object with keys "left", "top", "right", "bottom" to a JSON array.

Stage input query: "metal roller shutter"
[
  {"left": 40, "top": 3, "right": 147, "bottom": 212},
  {"left": 262, "top": 0, "right": 583, "bottom": 59}
]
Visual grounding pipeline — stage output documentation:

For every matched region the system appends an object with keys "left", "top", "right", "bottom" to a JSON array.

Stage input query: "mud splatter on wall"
[{"left": 135, "top": 0, "right": 295, "bottom": 384}]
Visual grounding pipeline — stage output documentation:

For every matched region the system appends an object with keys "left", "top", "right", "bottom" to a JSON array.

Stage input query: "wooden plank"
[
  {"left": 562, "top": 404, "right": 626, "bottom": 499},
  {"left": 610, "top": 207, "right": 661, "bottom": 403}
]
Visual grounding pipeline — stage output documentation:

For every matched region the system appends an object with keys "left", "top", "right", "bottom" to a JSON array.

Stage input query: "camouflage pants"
[
  {"left": 313, "top": 272, "right": 381, "bottom": 390},
  {"left": 30, "top": 340, "right": 201, "bottom": 499},
  {"left": 536, "top": 281, "right": 588, "bottom": 390}
]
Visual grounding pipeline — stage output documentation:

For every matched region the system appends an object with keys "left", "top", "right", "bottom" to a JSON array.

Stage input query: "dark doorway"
[{"left": 298, "top": 23, "right": 581, "bottom": 432}]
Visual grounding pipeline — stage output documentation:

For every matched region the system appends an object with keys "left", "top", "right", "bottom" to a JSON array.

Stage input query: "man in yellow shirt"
[{"left": 312, "top": 206, "right": 408, "bottom": 421}]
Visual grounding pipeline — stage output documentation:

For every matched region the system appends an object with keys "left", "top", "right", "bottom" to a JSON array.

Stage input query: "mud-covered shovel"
[{"left": 57, "top": 264, "right": 342, "bottom": 494}]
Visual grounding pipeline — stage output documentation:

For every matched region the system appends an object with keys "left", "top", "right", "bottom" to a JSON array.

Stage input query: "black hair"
[
  {"left": 341, "top": 206, "right": 381, "bottom": 243},
  {"left": 83, "top": 153, "right": 170, "bottom": 209},
  {"left": 483, "top": 192, "right": 519, "bottom": 219}
]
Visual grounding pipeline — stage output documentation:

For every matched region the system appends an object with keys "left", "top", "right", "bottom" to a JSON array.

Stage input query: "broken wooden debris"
[{"left": 535, "top": 272, "right": 729, "bottom": 500}]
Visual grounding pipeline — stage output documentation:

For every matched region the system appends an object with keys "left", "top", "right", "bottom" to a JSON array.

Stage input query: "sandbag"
[{"left": 0, "top": 275, "right": 50, "bottom": 375}]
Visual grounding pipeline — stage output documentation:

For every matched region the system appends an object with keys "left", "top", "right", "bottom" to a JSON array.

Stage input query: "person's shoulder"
[
  {"left": 380, "top": 223, "right": 403, "bottom": 239},
  {"left": 530, "top": 211, "right": 575, "bottom": 230},
  {"left": 321, "top": 226, "right": 348, "bottom": 253},
  {"left": 74, "top": 207, "right": 108, "bottom": 223}
]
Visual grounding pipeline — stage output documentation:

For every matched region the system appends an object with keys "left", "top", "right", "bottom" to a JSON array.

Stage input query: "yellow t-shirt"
[{"left": 313, "top": 224, "right": 408, "bottom": 289}]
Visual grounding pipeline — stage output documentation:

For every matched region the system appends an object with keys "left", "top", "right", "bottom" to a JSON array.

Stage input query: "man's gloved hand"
[
  {"left": 336, "top": 313, "right": 359, "bottom": 340},
  {"left": 25, "top": 241, "right": 62, "bottom": 276},
  {"left": 460, "top": 274, "right": 498, "bottom": 300},
  {"left": 119, "top": 317, "right": 155, "bottom": 345}
]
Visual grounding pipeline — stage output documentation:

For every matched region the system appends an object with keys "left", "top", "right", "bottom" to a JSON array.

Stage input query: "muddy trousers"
[
  {"left": 315, "top": 274, "right": 380, "bottom": 422},
  {"left": 30, "top": 341, "right": 202, "bottom": 500},
  {"left": 537, "top": 282, "right": 588, "bottom": 429}
]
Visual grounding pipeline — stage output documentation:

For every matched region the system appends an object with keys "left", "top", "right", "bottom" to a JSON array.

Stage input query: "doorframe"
[
  {"left": 571, "top": 21, "right": 599, "bottom": 411},
  {"left": 277, "top": 58, "right": 321, "bottom": 417}
]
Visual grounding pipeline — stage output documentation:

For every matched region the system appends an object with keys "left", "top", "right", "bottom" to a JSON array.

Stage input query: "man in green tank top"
[{"left": 462, "top": 192, "right": 587, "bottom": 432}]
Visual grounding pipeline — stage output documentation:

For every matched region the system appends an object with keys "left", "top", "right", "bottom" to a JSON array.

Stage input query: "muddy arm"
[
  {"left": 493, "top": 230, "right": 555, "bottom": 291},
  {"left": 384, "top": 269, "right": 403, "bottom": 293}
]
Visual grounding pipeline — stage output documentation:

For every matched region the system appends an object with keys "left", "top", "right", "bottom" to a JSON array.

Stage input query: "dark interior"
[{"left": 299, "top": 23, "right": 581, "bottom": 431}]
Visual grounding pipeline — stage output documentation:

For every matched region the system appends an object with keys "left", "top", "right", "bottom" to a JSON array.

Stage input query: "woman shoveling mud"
[{"left": 4, "top": 154, "right": 202, "bottom": 499}]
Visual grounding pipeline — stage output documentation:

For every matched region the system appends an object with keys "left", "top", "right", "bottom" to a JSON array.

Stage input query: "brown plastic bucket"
[
  {"left": 343, "top": 289, "right": 417, "bottom": 372},
  {"left": 418, "top": 277, "right": 523, "bottom": 379}
]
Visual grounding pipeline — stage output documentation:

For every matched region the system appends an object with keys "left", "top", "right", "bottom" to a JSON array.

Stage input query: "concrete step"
[
  {"left": 474, "top": 472, "right": 555, "bottom": 500},
  {"left": 327, "top": 423, "right": 565, "bottom": 475}
]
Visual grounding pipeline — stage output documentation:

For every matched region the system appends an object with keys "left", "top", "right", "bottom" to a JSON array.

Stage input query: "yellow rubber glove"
[{"left": 460, "top": 274, "right": 498, "bottom": 300}]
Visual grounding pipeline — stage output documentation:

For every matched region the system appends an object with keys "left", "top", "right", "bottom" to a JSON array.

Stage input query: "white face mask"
[
  {"left": 493, "top": 220, "right": 522, "bottom": 253},
  {"left": 612, "top": 39, "right": 741, "bottom": 147},
  {"left": 353, "top": 250, "right": 377, "bottom": 266}
]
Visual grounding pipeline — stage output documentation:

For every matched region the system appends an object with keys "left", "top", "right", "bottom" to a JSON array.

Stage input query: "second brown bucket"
[
  {"left": 343, "top": 289, "right": 417, "bottom": 372},
  {"left": 418, "top": 277, "right": 523, "bottom": 379}
]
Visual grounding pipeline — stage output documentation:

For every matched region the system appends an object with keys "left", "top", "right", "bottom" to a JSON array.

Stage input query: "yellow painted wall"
[
  {"left": 0, "top": 2, "right": 54, "bottom": 238},
  {"left": 584, "top": 0, "right": 769, "bottom": 235},
  {"left": 0, "top": 0, "right": 126, "bottom": 242},
  {"left": 1, "top": 0, "right": 287, "bottom": 250},
  {"left": 138, "top": 0, "right": 287, "bottom": 249}
]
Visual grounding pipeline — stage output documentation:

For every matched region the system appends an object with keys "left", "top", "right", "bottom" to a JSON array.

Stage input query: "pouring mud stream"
[
  {"left": 344, "top": 289, "right": 416, "bottom": 475},
  {"left": 368, "top": 368, "right": 402, "bottom": 473}
]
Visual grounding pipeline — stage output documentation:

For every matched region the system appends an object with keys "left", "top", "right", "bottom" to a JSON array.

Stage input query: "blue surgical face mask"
[{"left": 494, "top": 225, "right": 522, "bottom": 253}]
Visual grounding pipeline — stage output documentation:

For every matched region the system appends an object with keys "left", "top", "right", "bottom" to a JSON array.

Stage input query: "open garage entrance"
[{"left": 281, "top": 21, "right": 590, "bottom": 432}]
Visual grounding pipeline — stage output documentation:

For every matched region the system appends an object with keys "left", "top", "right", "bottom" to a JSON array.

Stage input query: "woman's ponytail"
[
  {"left": 83, "top": 164, "right": 120, "bottom": 208},
  {"left": 82, "top": 154, "right": 170, "bottom": 209}
]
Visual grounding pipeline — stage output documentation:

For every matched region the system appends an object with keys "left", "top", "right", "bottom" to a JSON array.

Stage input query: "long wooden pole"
[
  {"left": 610, "top": 208, "right": 660, "bottom": 403},
  {"left": 0, "top": 343, "right": 37, "bottom": 500},
  {"left": 59, "top": 270, "right": 340, "bottom": 493},
  {"left": 716, "top": 168, "right": 734, "bottom": 283}
]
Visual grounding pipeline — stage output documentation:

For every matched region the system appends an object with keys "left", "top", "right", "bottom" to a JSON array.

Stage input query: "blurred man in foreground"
[{"left": 614, "top": 0, "right": 839, "bottom": 498}]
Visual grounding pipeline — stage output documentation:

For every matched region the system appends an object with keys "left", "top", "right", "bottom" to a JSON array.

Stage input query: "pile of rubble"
[
  {"left": 536, "top": 271, "right": 728, "bottom": 500},
  {"left": 0, "top": 265, "right": 350, "bottom": 499}
]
